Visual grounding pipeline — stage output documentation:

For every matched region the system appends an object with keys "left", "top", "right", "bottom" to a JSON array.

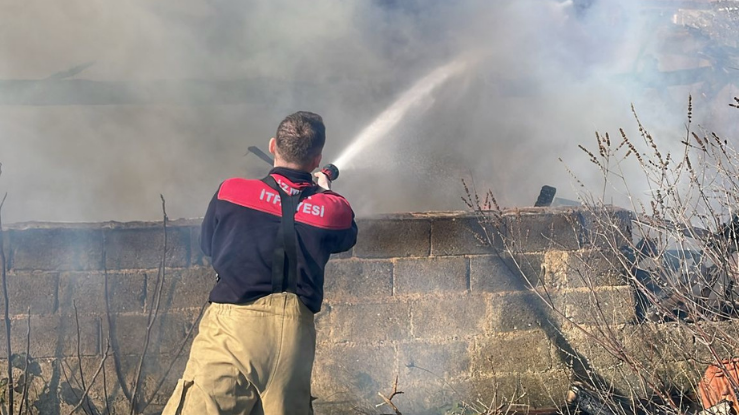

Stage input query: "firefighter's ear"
[{"left": 268, "top": 137, "right": 276, "bottom": 155}]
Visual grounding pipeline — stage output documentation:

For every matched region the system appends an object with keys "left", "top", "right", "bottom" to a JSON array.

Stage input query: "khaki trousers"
[{"left": 162, "top": 293, "right": 316, "bottom": 415}]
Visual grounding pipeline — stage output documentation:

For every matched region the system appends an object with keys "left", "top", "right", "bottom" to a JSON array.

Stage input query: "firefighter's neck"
[{"left": 273, "top": 158, "right": 313, "bottom": 173}]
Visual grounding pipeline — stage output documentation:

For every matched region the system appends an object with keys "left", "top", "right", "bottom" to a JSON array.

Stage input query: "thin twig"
[
  {"left": 102, "top": 232, "right": 132, "bottom": 401},
  {"left": 73, "top": 302, "right": 87, "bottom": 394},
  {"left": 141, "top": 300, "right": 207, "bottom": 412},
  {"left": 72, "top": 301, "right": 94, "bottom": 414},
  {"left": 130, "top": 194, "right": 169, "bottom": 415},
  {"left": 59, "top": 360, "right": 84, "bottom": 414},
  {"left": 100, "top": 316, "right": 110, "bottom": 415},
  {"left": 18, "top": 307, "right": 30, "bottom": 415},
  {"left": 376, "top": 376, "right": 403, "bottom": 415},
  {"left": 68, "top": 341, "right": 111, "bottom": 415},
  {"left": 0, "top": 177, "right": 12, "bottom": 415}
]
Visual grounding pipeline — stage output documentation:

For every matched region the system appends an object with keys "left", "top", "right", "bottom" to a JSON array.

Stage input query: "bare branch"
[
  {"left": 376, "top": 376, "right": 403, "bottom": 415},
  {"left": 68, "top": 342, "right": 111, "bottom": 415},
  {"left": 141, "top": 300, "right": 207, "bottom": 412},
  {"left": 0, "top": 180, "right": 12, "bottom": 415},
  {"left": 102, "top": 232, "right": 132, "bottom": 401},
  {"left": 18, "top": 307, "right": 31, "bottom": 415},
  {"left": 130, "top": 194, "right": 169, "bottom": 414}
]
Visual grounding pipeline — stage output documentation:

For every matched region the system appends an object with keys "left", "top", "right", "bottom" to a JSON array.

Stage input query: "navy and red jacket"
[{"left": 201, "top": 167, "right": 357, "bottom": 313}]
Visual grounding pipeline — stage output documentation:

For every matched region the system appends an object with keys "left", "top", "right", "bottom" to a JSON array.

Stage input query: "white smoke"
[{"left": 0, "top": 0, "right": 735, "bottom": 221}]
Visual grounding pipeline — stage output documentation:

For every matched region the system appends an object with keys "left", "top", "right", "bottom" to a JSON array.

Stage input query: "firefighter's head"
[{"left": 269, "top": 111, "right": 325, "bottom": 172}]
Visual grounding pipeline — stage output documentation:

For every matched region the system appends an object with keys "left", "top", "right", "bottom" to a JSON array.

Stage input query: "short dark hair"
[{"left": 275, "top": 111, "right": 326, "bottom": 166}]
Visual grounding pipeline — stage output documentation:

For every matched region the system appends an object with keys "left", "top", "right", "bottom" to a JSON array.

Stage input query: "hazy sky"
[{"left": 0, "top": 0, "right": 736, "bottom": 222}]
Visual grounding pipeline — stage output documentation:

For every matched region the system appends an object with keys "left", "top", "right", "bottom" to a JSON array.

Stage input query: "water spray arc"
[
  {"left": 333, "top": 58, "right": 468, "bottom": 171},
  {"left": 250, "top": 59, "right": 468, "bottom": 186}
]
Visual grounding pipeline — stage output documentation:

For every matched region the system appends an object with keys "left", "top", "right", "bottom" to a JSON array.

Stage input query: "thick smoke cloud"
[{"left": 0, "top": 0, "right": 735, "bottom": 222}]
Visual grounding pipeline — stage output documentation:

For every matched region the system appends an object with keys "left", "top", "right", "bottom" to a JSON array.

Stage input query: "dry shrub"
[{"left": 464, "top": 96, "right": 739, "bottom": 415}]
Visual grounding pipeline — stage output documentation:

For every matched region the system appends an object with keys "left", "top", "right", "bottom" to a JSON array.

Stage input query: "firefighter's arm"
[{"left": 331, "top": 214, "right": 358, "bottom": 254}]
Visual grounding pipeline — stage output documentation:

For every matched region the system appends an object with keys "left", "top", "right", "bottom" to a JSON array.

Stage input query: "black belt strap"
[{"left": 261, "top": 175, "right": 324, "bottom": 293}]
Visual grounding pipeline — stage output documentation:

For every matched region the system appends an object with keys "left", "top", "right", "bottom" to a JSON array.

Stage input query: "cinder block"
[
  {"left": 394, "top": 257, "right": 467, "bottom": 294},
  {"left": 154, "top": 267, "right": 215, "bottom": 310},
  {"left": 0, "top": 315, "right": 100, "bottom": 358},
  {"left": 514, "top": 253, "right": 545, "bottom": 284},
  {"left": 559, "top": 286, "right": 636, "bottom": 326},
  {"left": 469, "top": 370, "right": 571, "bottom": 409},
  {"left": 578, "top": 208, "right": 634, "bottom": 250},
  {"left": 559, "top": 327, "right": 622, "bottom": 370},
  {"left": 312, "top": 343, "right": 398, "bottom": 403},
  {"left": 653, "top": 359, "right": 704, "bottom": 394},
  {"left": 109, "top": 271, "right": 149, "bottom": 313},
  {"left": 106, "top": 314, "right": 150, "bottom": 356},
  {"left": 0, "top": 360, "right": 57, "bottom": 409},
  {"left": 189, "top": 225, "right": 206, "bottom": 266},
  {"left": 155, "top": 308, "right": 204, "bottom": 361},
  {"left": 503, "top": 210, "right": 583, "bottom": 252},
  {"left": 4, "top": 271, "right": 59, "bottom": 315},
  {"left": 471, "top": 331, "right": 552, "bottom": 373},
  {"left": 543, "top": 250, "right": 571, "bottom": 289},
  {"left": 388, "top": 378, "right": 463, "bottom": 415},
  {"left": 470, "top": 255, "right": 535, "bottom": 292},
  {"left": 107, "top": 312, "right": 199, "bottom": 356},
  {"left": 58, "top": 272, "right": 104, "bottom": 315},
  {"left": 156, "top": 310, "right": 202, "bottom": 356},
  {"left": 618, "top": 322, "right": 700, "bottom": 365},
  {"left": 431, "top": 216, "right": 500, "bottom": 256},
  {"left": 543, "top": 249, "right": 625, "bottom": 289},
  {"left": 10, "top": 228, "right": 103, "bottom": 271},
  {"left": 312, "top": 402, "right": 358, "bottom": 415},
  {"left": 0, "top": 357, "right": 143, "bottom": 413},
  {"left": 411, "top": 295, "right": 487, "bottom": 339},
  {"left": 324, "top": 259, "right": 392, "bottom": 300},
  {"left": 560, "top": 323, "right": 692, "bottom": 380},
  {"left": 153, "top": 354, "right": 189, "bottom": 398},
  {"left": 489, "top": 291, "right": 554, "bottom": 332},
  {"left": 400, "top": 341, "right": 471, "bottom": 382},
  {"left": 331, "top": 301, "right": 411, "bottom": 343},
  {"left": 354, "top": 219, "right": 430, "bottom": 258},
  {"left": 104, "top": 227, "right": 190, "bottom": 270},
  {"left": 691, "top": 320, "right": 739, "bottom": 362},
  {"left": 467, "top": 370, "right": 571, "bottom": 413},
  {"left": 329, "top": 248, "right": 353, "bottom": 260},
  {"left": 55, "top": 356, "right": 156, "bottom": 413},
  {"left": 315, "top": 306, "right": 331, "bottom": 345},
  {"left": 58, "top": 271, "right": 148, "bottom": 314},
  {"left": 97, "top": 352, "right": 181, "bottom": 404}
]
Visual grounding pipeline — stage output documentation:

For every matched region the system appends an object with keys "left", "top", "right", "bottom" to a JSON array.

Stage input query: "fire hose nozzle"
[{"left": 320, "top": 164, "right": 339, "bottom": 181}]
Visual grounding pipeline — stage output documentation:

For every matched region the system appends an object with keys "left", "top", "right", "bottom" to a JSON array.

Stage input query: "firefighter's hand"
[{"left": 314, "top": 171, "right": 332, "bottom": 190}]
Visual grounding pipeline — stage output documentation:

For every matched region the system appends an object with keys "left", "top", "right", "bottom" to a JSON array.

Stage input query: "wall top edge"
[
  {"left": 4, "top": 217, "right": 203, "bottom": 231},
  {"left": 3, "top": 206, "right": 630, "bottom": 231}
]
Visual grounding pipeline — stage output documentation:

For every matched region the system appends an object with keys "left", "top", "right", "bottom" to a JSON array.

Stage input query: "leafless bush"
[
  {"left": 0, "top": 178, "right": 204, "bottom": 414},
  {"left": 463, "top": 96, "right": 739, "bottom": 415}
]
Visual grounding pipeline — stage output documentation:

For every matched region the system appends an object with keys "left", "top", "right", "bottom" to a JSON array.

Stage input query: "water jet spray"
[
  {"left": 333, "top": 58, "right": 468, "bottom": 171},
  {"left": 247, "top": 58, "right": 467, "bottom": 186}
]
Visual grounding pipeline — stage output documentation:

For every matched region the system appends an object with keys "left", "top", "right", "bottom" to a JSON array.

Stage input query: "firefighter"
[{"left": 162, "top": 111, "right": 358, "bottom": 415}]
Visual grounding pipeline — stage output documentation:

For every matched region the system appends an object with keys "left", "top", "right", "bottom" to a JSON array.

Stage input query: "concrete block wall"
[
  {"left": 0, "top": 208, "right": 642, "bottom": 414},
  {"left": 314, "top": 209, "right": 637, "bottom": 414}
]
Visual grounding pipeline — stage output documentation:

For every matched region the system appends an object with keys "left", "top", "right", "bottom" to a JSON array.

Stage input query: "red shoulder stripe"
[{"left": 217, "top": 177, "right": 354, "bottom": 230}]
